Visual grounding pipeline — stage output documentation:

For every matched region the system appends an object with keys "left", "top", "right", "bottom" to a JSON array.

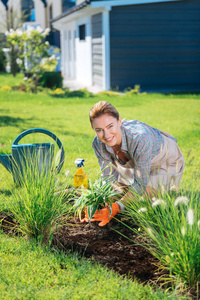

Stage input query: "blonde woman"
[{"left": 82, "top": 101, "right": 184, "bottom": 226}]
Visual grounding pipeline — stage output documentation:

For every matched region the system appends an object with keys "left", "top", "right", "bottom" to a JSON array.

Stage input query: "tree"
[
  {"left": 0, "top": 7, "right": 30, "bottom": 76},
  {"left": 6, "top": 26, "right": 58, "bottom": 92}
]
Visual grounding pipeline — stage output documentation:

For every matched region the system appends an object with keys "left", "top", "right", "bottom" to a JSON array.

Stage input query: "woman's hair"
[{"left": 89, "top": 101, "right": 119, "bottom": 126}]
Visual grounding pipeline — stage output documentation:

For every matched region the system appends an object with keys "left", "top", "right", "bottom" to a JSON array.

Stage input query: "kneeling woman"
[{"left": 83, "top": 101, "right": 184, "bottom": 226}]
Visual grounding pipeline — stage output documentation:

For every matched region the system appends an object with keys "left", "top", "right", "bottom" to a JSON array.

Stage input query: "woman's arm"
[{"left": 92, "top": 137, "right": 119, "bottom": 182}]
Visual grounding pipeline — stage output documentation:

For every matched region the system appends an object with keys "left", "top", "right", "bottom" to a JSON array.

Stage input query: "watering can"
[{"left": 0, "top": 128, "right": 65, "bottom": 184}]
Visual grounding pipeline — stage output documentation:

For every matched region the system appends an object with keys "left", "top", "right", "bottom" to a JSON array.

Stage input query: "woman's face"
[{"left": 92, "top": 114, "right": 122, "bottom": 147}]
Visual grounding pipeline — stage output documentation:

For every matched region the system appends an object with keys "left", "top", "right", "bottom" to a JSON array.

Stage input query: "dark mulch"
[
  {"left": 0, "top": 212, "right": 163, "bottom": 283},
  {"left": 52, "top": 216, "right": 164, "bottom": 284}
]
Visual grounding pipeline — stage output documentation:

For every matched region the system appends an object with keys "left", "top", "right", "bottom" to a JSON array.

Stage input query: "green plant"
[
  {"left": 40, "top": 71, "right": 63, "bottom": 89},
  {"left": 122, "top": 190, "right": 200, "bottom": 288},
  {"left": 0, "top": 85, "right": 11, "bottom": 91},
  {"left": 97, "top": 90, "right": 119, "bottom": 97},
  {"left": 73, "top": 177, "right": 120, "bottom": 220},
  {"left": 6, "top": 27, "right": 58, "bottom": 91},
  {"left": 0, "top": 48, "right": 6, "bottom": 72},
  {"left": 65, "top": 88, "right": 93, "bottom": 98},
  {"left": 9, "top": 153, "right": 71, "bottom": 246},
  {"left": 48, "top": 88, "right": 65, "bottom": 97},
  {"left": 126, "top": 85, "right": 141, "bottom": 95}
]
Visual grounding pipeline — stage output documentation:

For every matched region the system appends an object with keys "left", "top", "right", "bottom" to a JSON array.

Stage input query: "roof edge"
[{"left": 51, "top": 0, "right": 91, "bottom": 23}]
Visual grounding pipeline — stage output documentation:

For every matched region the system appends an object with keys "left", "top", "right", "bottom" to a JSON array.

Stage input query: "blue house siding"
[{"left": 110, "top": 0, "right": 200, "bottom": 92}]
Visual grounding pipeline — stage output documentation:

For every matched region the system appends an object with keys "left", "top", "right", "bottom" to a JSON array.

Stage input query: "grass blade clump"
[
  {"left": 122, "top": 189, "right": 200, "bottom": 288},
  {"left": 10, "top": 150, "right": 71, "bottom": 246}
]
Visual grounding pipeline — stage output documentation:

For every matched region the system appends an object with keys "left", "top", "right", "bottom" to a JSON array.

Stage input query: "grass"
[
  {"left": 9, "top": 155, "right": 71, "bottom": 245},
  {"left": 0, "top": 73, "right": 200, "bottom": 298},
  {"left": 122, "top": 189, "right": 200, "bottom": 288},
  {"left": 0, "top": 233, "right": 185, "bottom": 300}
]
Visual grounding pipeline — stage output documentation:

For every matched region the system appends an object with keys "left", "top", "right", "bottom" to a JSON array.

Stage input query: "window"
[
  {"left": 21, "top": 0, "right": 35, "bottom": 22},
  {"left": 79, "top": 24, "right": 86, "bottom": 41},
  {"left": 62, "top": 0, "right": 76, "bottom": 13}
]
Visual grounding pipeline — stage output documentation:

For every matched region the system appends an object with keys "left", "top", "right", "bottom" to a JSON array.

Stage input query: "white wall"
[
  {"left": 7, "top": 0, "right": 21, "bottom": 11},
  {"left": 0, "top": 2, "right": 7, "bottom": 32},
  {"left": 75, "top": 16, "right": 92, "bottom": 86},
  {"left": 61, "top": 20, "right": 76, "bottom": 79},
  {"left": 34, "top": 0, "right": 46, "bottom": 29},
  {"left": 47, "top": 0, "right": 62, "bottom": 26},
  {"left": 53, "top": 6, "right": 106, "bottom": 90}
]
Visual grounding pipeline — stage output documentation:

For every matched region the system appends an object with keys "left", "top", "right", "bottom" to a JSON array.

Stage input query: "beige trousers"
[{"left": 116, "top": 133, "right": 184, "bottom": 192}]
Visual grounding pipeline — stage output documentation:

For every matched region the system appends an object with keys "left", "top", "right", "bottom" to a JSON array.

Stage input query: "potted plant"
[{"left": 73, "top": 177, "right": 121, "bottom": 221}]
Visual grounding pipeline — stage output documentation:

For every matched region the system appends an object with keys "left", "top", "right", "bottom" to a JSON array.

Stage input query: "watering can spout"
[{"left": 0, "top": 154, "right": 12, "bottom": 173}]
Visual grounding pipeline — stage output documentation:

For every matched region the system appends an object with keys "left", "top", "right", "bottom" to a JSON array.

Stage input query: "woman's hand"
[{"left": 81, "top": 202, "right": 121, "bottom": 226}]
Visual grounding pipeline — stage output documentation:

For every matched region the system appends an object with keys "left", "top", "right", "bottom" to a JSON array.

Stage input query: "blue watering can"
[{"left": 0, "top": 128, "right": 65, "bottom": 184}]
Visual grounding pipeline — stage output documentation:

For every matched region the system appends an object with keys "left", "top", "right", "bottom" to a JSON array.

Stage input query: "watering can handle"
[{"left": 13, "top": 128, "right": 65, "bottom": 173}]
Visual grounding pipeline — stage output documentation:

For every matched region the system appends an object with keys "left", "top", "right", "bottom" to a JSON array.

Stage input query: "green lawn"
[{"left": 0, "top": 73, "right": 199, "bottom": 299}]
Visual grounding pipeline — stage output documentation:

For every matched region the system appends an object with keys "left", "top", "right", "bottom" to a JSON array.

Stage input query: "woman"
[{"left": 82, "top": 101, "right": 184, "bottom": 226}]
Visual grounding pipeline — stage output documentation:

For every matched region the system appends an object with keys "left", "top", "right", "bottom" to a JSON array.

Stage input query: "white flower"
[
  {"left": 41, "top": 58, "right": 48, "bottom": 64},
  {"left": 36, "top": 26, "right": 42, "bottom": 33},
  {"left": 49, "top": 54, "right": 56, "bottom": 61},
  {"left": 138, "top": 207, "right": 147, "bottom": 213},
  {"left": 152, "top": 199, "right": 166, "bottom": 208},
  {"left": 16, "top": 29, "right": 23, "bottom": 36},
  {"left": 23, "top": 77, "right": 28, "bottom": 81},
  {"left": 187, "top": 209, "right": 194, "bottom": 226},
  {"left": 170, "top": 185, "right": 180, "bottom": 192},
  {"left": 27, "top": 26, "right": 34, "bottom": 32},
  {"left": 16, "top": 58, "right": 22, "bottom": 65},
  {"left": 152, "top": 197, "right": 157, "bottom": 202},
  {"left": 44, "top": 28, "right": 50, "bottom": 35},
  {"left": 5, "top": 31, "right": 9, "bottom": 36},
  {"left": 42, "top": 28, "right": 50, "bottom": 36},
  {"left": 45, "top": 41, "right": 49, "bottom": 45},
  {"left": 174, "top": 196, "right": 189, "bottom": 206},
  {"left": 181, "top": 227, "right": 186, "bottom": 236}
]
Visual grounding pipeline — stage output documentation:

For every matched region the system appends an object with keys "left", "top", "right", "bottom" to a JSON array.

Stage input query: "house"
[
  {"left": 52, "top": 0, "right": 200, "bottom": 93},
  {"left": 0, "top": 0, "right": 62, "bottom": 47}
]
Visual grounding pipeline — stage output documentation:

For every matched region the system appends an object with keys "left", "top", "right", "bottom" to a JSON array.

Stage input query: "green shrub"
[
  {"left": 65, "top": 88, "right": 93, "bottom": 98},
  {"left": 10, "top": 155, "right": 72, "bottom": 246},
  {"left": 0, "top": 85, "right": 11, "bottom": 91},
  {"left": 40, "top": 71, "right": 63, "bottom": 89},
  {"left": 97, "top": 90, "right": 119, "bottom": 97},
  {"left": 125, "top": 85, "right": 141, "bottom": 95},
  {"left": 0, "top": 48, "right": 7, "bottom": 72},
  {"left": 48, "top": 88, "right": 65, "bottom": 98}
]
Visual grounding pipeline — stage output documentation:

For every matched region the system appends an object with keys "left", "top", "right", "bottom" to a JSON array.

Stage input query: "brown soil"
[
  {"left": 0, "top": 213, "right": 164, "bottom": 284},
  {"left": 52, "top": 216, "right": 164, "bottom": 284}
]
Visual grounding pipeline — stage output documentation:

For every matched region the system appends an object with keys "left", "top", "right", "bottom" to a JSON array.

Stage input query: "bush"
[
  {"left": 40, "top": 72, "right": 63, "bottom": 89},
  {"left": 97, "top": 90, "right": 119, "bottom": 97},
  {"left": 65, "top": 88, "right": 93, "bottom": 98},
  {"left": 48, "top": 88, "right": 65, "bottom": 98},
  {"left": 0, "top": 85, "right": 11, "bottom": 92},
  {"left": 0, "top": 48, "right": 7, "bottom": 72},
  {"left": 125, "top": 85, "right": 141, "bottom": 95},
  {"left": 48, "top": 88, "right": 94, "bottom": 98}
]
